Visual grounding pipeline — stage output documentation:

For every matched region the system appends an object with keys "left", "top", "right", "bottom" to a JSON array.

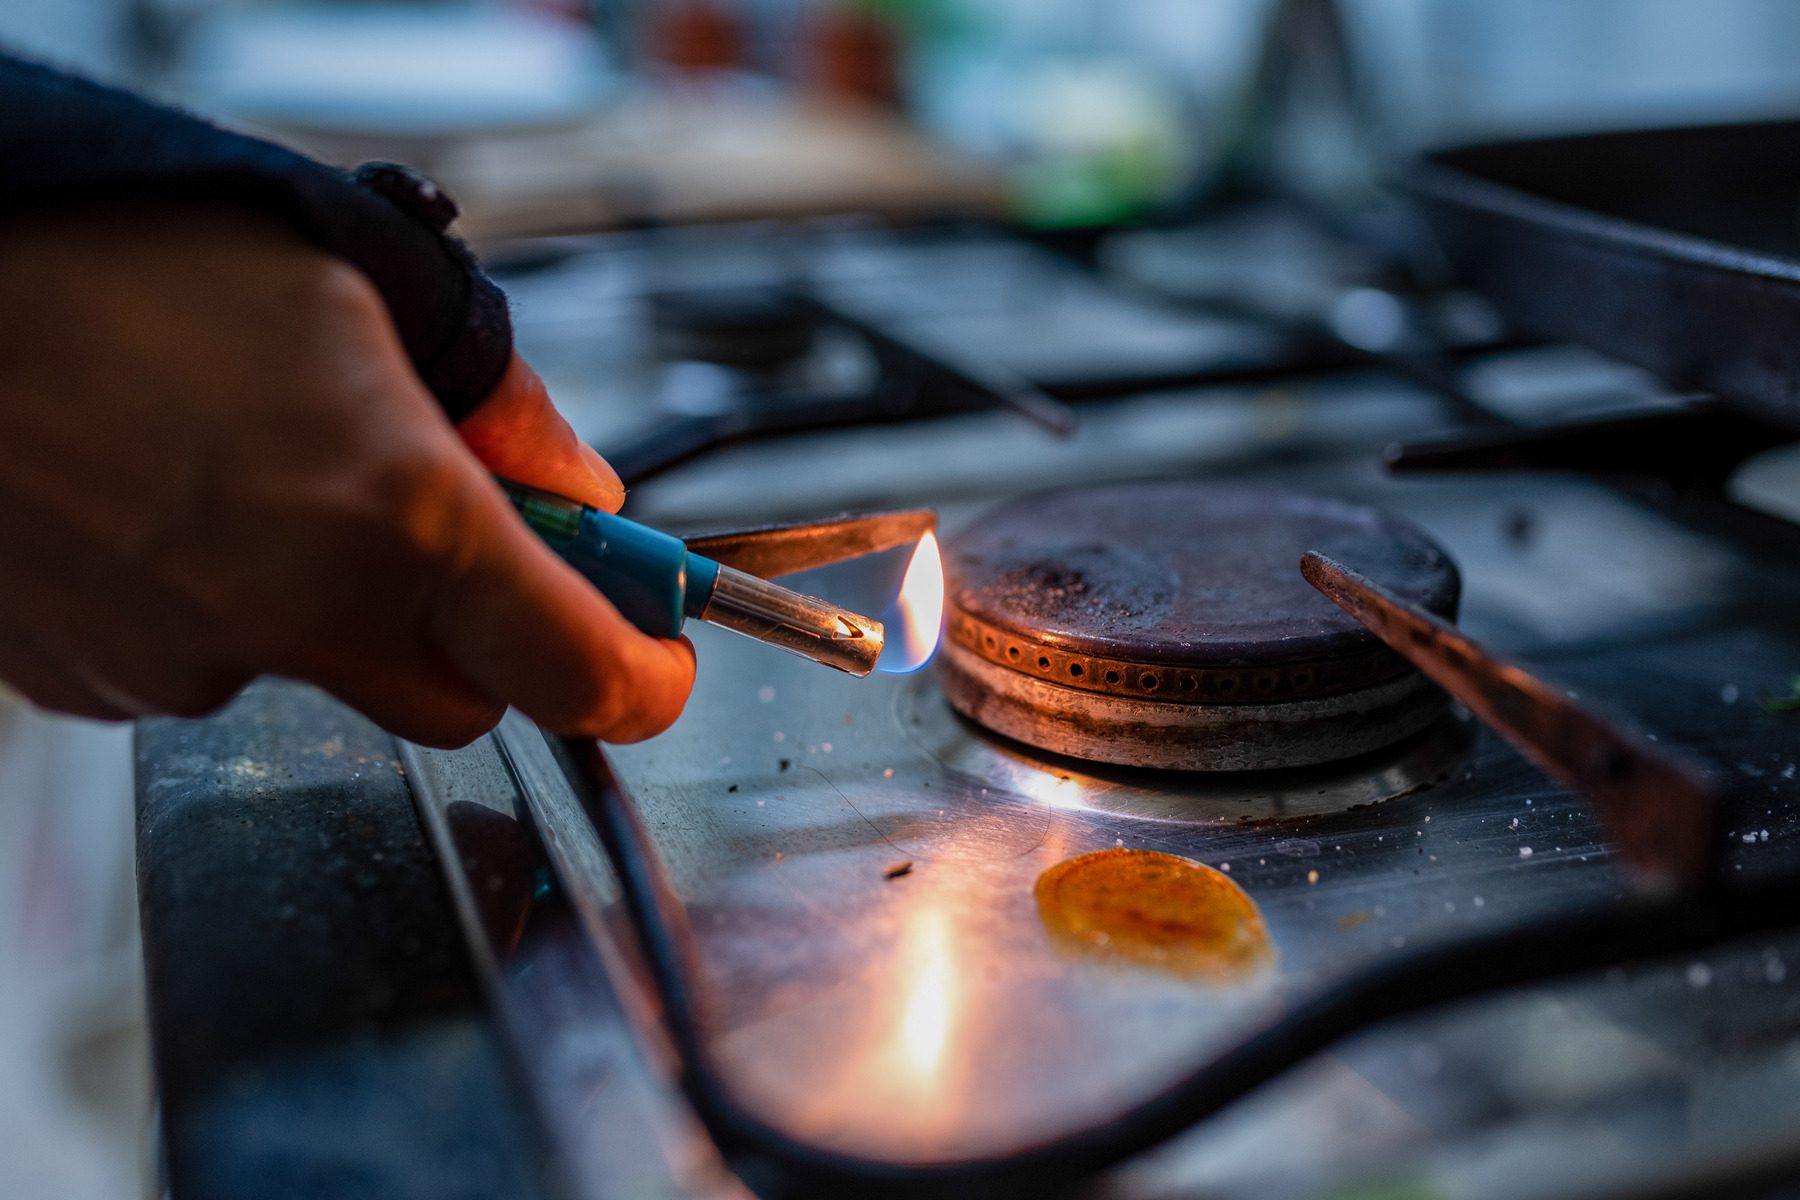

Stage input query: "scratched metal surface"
[
  {"left": 577, "top": 385, "right": 1800, "bottom": 1200},
  {"left": 601, "top": 484, "right": 1800, "bottom": 1176},
  {"left": 498, "top": 231, "right": 1800, "bottom": 1193}
]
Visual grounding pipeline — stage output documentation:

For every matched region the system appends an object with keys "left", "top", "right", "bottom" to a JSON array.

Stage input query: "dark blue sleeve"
[{"left": 0, "top": 51, "right": 511, "bottom": 421}]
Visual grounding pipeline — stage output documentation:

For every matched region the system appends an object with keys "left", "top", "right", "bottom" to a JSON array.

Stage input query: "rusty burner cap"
[{"left": 938, "top": 483, "right": 1461, "bottom": 771}]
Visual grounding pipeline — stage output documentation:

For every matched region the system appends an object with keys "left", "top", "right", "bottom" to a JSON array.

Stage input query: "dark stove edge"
[{"left": 134, "top": 679, "right": 556, "bottom": 1200}]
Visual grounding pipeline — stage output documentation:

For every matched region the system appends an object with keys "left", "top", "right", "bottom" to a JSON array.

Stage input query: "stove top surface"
[
  {"left": 136, "top": 215, "right": 1800, "bottom": 1200},
  {"left": 501, "top": 276, "right": 1791, "bottom": 1197},
  {"left": 595, "top": 484, "right": 1800, "bottom": 1175},
  {"left": 490, "top": 222, "right": 1800, "bottom": 1199}
]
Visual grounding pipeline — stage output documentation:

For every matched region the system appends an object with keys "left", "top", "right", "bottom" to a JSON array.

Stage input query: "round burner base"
[
  {"left": 937, "top": 483, "right": 1461, "bottom": 772},
  {"left": 939, "top": 637, "right": 1449, "bottom": 771}
]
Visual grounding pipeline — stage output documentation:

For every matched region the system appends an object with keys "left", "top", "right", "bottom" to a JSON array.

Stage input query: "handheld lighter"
[{"left": 500, "top": 481, "right": 886, "bottom": 676}]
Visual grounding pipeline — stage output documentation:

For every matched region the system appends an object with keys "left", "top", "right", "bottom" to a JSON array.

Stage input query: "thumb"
[
  {"left": 423, "top": 451, "right": 695, "bottom": 743},
  {"left": 457, "top": 353, "right": 627, "bottom": 512}
]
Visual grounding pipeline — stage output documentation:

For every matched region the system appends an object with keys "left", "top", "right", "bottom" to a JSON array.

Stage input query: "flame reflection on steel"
[
  {"left": 1015, "top": 769, "right": 1088, "bottom": 811},
  {"left": 877, "top": 532, "right": 945, "bottom": 673},
  {"left": 808, "top": 900, "right": 967, "bottom": 1146},
  {"left": 896, "top": 905, "right": 956, "bottom": 1082}
]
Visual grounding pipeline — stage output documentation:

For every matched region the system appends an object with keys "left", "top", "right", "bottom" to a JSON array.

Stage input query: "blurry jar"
[
  {"left": 800, "top": 2, "right": 906, "bottom": 107},
  {"left": 647, "top": 0, "right": 750, "bottom": 72}
]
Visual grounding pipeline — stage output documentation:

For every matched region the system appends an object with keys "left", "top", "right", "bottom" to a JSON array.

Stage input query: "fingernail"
[{"left": 578, "top": 442, "right": 627, "bottom": 510}]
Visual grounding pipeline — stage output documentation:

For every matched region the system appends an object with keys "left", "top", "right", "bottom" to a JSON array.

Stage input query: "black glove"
[{"left": 0, "top": 50, "right": 509, "bottom": 421}]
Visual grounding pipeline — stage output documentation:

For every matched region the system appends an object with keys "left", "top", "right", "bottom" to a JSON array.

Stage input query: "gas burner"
[
  {"left": 896, "top": 675, "right": 1473, "bottom": 822},
  {"left": 938, "top": 483, "right": 1462, "bottom": 770}
]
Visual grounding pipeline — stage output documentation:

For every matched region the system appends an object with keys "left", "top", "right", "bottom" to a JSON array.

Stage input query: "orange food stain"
[{"left": 1035, "top": 848, "right": 1274, "bottom": 981}]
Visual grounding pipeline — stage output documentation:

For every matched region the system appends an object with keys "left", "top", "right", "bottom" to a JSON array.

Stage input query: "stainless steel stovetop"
[{"left": 402, "top": 220, "right": 1800, "bottom": 1200}]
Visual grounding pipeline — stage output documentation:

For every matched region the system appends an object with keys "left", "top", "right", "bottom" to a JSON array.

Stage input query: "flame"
[{"left": 877, "top": 532, "right": 944, "bottom": 673}]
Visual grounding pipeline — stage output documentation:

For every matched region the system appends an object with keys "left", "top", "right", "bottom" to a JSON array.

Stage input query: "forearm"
[{"left": 0, "top": 50, "right": 510, "bottom": 420}]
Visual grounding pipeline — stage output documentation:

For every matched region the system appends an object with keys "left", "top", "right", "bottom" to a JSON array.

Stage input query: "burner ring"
[
  {"left": 938, "top": 642, "right": 1448, "bottom": 771},
  {"left": 946, "top": 609, "right": 1416, "bottom": 704},
  {"left": 938, "top": 483, "right": 1461, "bottom": 771}
]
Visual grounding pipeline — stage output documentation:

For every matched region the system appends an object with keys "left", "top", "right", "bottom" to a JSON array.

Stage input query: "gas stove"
[{"left": 138, "top": 211, "right": 1800, "bottom": 1200}]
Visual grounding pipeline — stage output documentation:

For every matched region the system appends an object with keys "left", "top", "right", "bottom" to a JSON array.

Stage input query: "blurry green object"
[
  {"left": 908, "top": 2, "right": 1262, "bottom": 227},
  {"left": 1330, "top": 1179, "right": 1445, "bottom": 1200},
  {"left": 1008, "top": 59, "right": 1191, "bottom": 227},
  {"left": 835, "top": 0, "right": 934, "bottom": 17},
  {"left": 1015, "top": 140, "right": 1168, "bottom": 228},
  {"left": 1761, "top": 676, "right": 1800, "bottom": 714}
]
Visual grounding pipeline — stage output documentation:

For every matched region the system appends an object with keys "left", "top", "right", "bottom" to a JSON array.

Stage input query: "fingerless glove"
[{"left": 0, "top": 51, "right": 510, "bottom": 421}]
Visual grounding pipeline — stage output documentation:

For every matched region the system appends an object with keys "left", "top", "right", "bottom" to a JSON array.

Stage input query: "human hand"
[{"left": 0, "top": 202, "right": 693, "bottom": 745}]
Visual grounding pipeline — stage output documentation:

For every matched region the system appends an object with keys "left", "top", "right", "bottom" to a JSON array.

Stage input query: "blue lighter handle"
[{"left": 501, "top": 482, "right": 720, "bottom": 639}]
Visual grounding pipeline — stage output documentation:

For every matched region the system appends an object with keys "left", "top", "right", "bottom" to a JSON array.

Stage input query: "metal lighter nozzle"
[
  {"left": 700, "top": 564, "right": 885, "bottom": 676},
  {"left": 499, "top": 478, "right": 886, "bottom": 677}
]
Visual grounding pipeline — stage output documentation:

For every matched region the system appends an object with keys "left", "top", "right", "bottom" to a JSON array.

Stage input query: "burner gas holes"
[{"left": 940, "top": 483, "right": 1461, "bottom": 769}]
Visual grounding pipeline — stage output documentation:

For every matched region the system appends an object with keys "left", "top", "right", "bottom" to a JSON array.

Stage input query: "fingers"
[
  {"left": 423, "top": 476, "right": 695, "bottom": 743},
  {"left": 456, "top": 354, "right": 627, "bottom": 512},
  {"left": 306, "top": 652, "right": 505, "bottom": 749},
  {"left": 434, "top": 355, "right": 693, "bottom": 741},
  {"left": 0, "top": 595, "right": 246, "bottom": 722},
  {"left": 82, "top": 663, "right": 253, "bottom": 720},
  {"left": 0, "top": 552, "right": 252, "bottom": 719},
  {"left": 150, "top": 367, "right": 688, "bottom": 746},
  {"left": 0, "top": 638, "right": 135, "bottom": 721},
  {"left": 0, "top": 206, "right": 683, "bottom": 746}
]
